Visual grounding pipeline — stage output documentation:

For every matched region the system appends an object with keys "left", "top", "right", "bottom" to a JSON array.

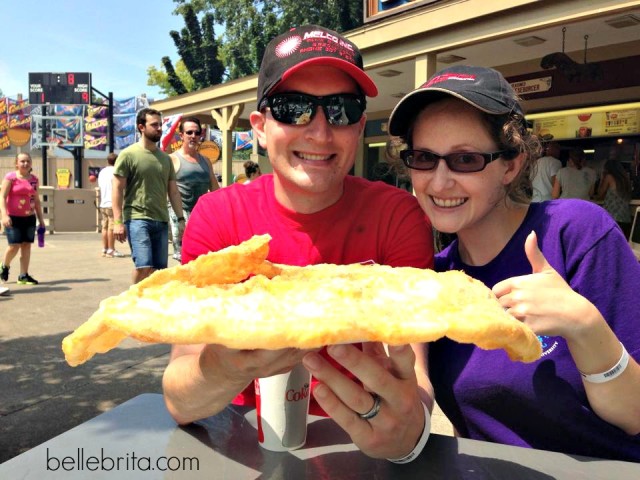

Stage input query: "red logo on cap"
[
  {"left": 275, "top": 35, "right": 302, "bottom": 58},
  {"left": 424, "top": 73, "right": 476, "bottom": 88}
]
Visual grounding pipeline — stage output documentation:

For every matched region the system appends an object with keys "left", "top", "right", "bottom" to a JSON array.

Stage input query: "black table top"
[{"left": 2, "top": 393, "right": 638, "bottom": 479}]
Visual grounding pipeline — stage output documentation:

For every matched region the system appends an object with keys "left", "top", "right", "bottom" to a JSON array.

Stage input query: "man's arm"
[
  {"left": 112, "top": 174, "right": 127, "bottom": 242},
  {"left": 167, "top": 180, "right": 184, "bottom": 218}
]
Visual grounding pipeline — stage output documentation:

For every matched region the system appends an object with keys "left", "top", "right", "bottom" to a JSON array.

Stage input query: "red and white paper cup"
[{"left": 254, "top": 364, "right": 311, "bottom": 451}]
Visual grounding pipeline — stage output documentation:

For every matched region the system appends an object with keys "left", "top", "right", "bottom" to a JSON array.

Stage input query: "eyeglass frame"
[
  {"left": 183, "top": 130, "right": 202, "bottom": 136},
  {"left": 259, "top": 92, "right": 367, "bottom": 126},
  {"left": 400, "top": 148, "right": 518, "bottom": 173}
]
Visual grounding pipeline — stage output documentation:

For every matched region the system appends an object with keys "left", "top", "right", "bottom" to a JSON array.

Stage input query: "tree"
[
  {"left": 148, "top": 3, "right": 225, "bottom": 96},
  {"left": 171, "top": 0, "right": 363, "bottom": 81},
  {"left": 147, "top": 59, "right": 195, "bottom": 97}
]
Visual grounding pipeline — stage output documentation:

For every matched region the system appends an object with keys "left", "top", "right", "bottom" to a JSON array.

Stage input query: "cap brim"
[
  {"left": 281, "top": 57, "right": 378, "bottom": 97},
  {"left": 388, "top": 88, "right": 517, "bottom": 137}
]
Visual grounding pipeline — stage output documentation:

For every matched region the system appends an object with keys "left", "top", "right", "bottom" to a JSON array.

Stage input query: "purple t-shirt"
[{"left": 432, "top": 200, "right": 640, "bottom": 461}]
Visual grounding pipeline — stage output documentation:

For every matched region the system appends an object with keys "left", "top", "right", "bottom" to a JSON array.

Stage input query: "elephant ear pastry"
[{"left": 62, "top": 235, "right": 541, "bottom": 367}]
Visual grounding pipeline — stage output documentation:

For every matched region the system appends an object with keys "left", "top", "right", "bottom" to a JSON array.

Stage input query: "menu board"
[{"left": 532, "top": 109, "right": 640, "bottom": 140}]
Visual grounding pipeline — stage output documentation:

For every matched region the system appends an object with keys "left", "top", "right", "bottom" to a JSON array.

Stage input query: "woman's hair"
[
  {"left": 568, "top": 148, "right": 586, "bottom": 170},
  {"left": 482, "top": 112, "right": 541, "bottom": 204},
  {"left": 243, "top": 160, "right": 260, "bottom": 177},
  {"left": 603, "top": 158, "right": 632, "bottom": 199}
]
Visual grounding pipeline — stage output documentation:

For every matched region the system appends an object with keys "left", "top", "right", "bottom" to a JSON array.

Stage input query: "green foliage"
[
  {"left": 149, "top": 3, "right": 224, "bottom": 96},
  {"left": 171, "top": 0, "right": 363, "bottom": 81},
  {"left": 147, "top": 60, "right": 195, "bottom": 97}
]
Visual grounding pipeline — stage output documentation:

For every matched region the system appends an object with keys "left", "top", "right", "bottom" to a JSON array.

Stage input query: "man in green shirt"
[{"left": 112, "top": 108, "right": 185, "bottom": 284}]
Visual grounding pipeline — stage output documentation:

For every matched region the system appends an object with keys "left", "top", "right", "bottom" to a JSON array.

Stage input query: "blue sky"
[{"left": 0, "top": 0, "right": 187, "bottom": 101}]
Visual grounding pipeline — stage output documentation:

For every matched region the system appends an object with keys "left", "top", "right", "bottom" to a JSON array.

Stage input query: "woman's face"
[
  {"left": 408, "top": 98, "right": 522, "bottom": 236},
  {"left": 16, "top": 154, "right": 32, "bottom": 172}
]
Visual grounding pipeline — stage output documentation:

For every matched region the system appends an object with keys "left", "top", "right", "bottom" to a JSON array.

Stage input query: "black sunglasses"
[
  {"left": 261, "top": 93, "right": 366, "bottom": 126},
  {"left": 400, "top": 149, "right": 516, "bottom": 173},
  {"left": 183, "top": 130, "right": 202, "bottom": 136}
]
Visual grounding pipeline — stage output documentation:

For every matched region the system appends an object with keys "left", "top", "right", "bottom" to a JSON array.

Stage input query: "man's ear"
[{"left": 250, "top": 111, "right": 268, "bottom": 149}]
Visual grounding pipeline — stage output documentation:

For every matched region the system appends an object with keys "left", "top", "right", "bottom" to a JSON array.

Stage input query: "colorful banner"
[
  {"left": 115, "top": 97, "right": 136, "bottom": 114},
  {"left": 114, "top": 115, "right": 136, "bottom": 135},
  {"left": 0, "top": 97, "right": 7, "bottom": 115},
  {"left": 7, "top": 97, "right": 29, "bottom": 115},
  {"left": 56, "top": 117, "right": 83, "bottom": 144},
  {"left": 54, "top": 105, "right": 84, "bottom": 116},
  {"left": 0, "top": 115, "right": 7, "bottom": 133},
  {"left": 9, "top": 113, "right": 31, "bottom": 129},
  {"left": 86, "top": 105, "right": 108, "bottom": 118},
  {"left": 234, "top": 130, "right": 253, "bottom": 150},
  {"left": 0, "top": 131, "right": 10, "bottom": 150},
  {"left": 161, "top": 113, "right": 182, "bottom": 152},
  {"left": 115, "top": 133, "right": 136, "bottom": 150},
  {"left": 84, "top": 133, "right": 108, "bottom": 150},
  {"left": 85, "top": 117, "right": 109, "bottom": 134}
]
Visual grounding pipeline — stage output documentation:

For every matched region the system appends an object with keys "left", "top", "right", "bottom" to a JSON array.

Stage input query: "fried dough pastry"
[{"left": 62, "top": 234, "right": 541, "bottom": 366}]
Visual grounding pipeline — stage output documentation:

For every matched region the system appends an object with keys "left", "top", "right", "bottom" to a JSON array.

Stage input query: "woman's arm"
[
  {"left": 0, "top": 178, "right": 11, "bottom": 227},
  {"left": 551, "top": 176, "right": 561, "bottom": 199},
  {"left": 493, "top": 232, "right": 640, "bottom": 434}
]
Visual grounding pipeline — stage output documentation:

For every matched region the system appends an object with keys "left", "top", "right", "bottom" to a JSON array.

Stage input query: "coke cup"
[{"left": 254, "top": 363, "right": 311, "bottom": 451}]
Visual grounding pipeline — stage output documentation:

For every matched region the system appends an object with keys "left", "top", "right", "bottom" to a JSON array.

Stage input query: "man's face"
[
  {"left": 141, "top": 114, "right": 162, "bottom": 143},
  {"left": 251, "top": 65, "right": 366, "bottom": 212},
  {"left": 180, "top": 121, "right": 202, "bottom": 150}
]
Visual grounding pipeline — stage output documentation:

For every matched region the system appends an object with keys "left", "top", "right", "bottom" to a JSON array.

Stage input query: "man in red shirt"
[{"left": 162, "top": 25, "right": 434, "bottom": 461}]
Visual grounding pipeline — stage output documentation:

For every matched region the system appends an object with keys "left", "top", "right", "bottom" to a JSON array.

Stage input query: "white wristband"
[
  {"left": 580, "top": 343, "right": 630, "bottom": 384},
  {"left": 387, "top": 401, "right": 431, "bottom": 464}
]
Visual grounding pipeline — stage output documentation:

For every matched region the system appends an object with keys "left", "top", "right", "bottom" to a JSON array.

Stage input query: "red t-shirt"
[{"left": 182, "top": 174, "right": 434, "bottom": 415}]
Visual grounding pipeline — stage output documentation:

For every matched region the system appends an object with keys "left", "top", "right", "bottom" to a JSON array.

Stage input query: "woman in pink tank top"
[{"left": 0, "top": 153, "right": 46, "bottom": 285}]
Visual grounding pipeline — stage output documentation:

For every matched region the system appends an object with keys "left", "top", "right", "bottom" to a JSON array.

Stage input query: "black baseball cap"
[
  {"left": 257, "top": 25, "right": 378, "bottom": 109},
  {"left": 388, "top": 65, "right": 524, "bottom": 137}
]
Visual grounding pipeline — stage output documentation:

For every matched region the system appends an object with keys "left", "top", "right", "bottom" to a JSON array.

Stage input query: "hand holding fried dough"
[{"left": 62, "top": 234, "right": 541, "bottom": 367}]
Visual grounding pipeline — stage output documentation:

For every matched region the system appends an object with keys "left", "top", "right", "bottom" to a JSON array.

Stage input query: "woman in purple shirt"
[{"left": 385, "top": 65, "right": 640, "bottom": 461}]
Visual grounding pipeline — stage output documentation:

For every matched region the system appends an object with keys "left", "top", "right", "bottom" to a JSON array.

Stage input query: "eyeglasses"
[
  {"left": 183, "top": 130, "right": 202, "bottom": 136},
  {"left": 261, "top": 93, "right": 366, "bottom": 126},
  {"left": 400, "top": 149, "right": 515, "bottom": 173}
]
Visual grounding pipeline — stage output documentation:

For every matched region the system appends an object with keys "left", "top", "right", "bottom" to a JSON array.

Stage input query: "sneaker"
[
  {"left": 17, "top": 274, "right": 38, "bottom": 285},
  {"left": 101, "top": 248, "right": 108, "bottom": 257},
  {"left": 0, "top": 264, "right": 8, "bottom": 282},
  {"left": 172, "top": 253, "right": 182, "bottom": 262},
  {"left": 111, "top": 250, "right": 126, "bottom": 258}
]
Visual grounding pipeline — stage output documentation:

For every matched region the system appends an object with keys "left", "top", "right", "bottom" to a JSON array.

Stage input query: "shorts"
[
  {"left": 126, "top": 219, "right": 169, "bottom": 270},
  {"left": 100, "top": 208, "right": 114, "bottom": 231},
  {"left": 5, "top": 215, "right": 36, "bottom": 244}
]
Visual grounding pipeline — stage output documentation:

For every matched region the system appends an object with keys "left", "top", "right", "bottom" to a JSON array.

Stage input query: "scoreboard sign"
[{"left": 29, "top": 72, "right": 92, "bottom": 105}]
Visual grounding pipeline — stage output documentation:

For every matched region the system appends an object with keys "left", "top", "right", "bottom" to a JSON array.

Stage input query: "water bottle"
[{"left": 37, "top": 226, "right": 45, "bottom": 248}]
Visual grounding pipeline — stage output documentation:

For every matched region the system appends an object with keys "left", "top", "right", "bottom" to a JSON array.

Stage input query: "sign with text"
[{"left": 532, "top": 109, "right": 640, "bottom": 140}]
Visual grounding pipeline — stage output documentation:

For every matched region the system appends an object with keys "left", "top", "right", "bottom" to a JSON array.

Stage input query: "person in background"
[
  {"left": 552, "top": 147, "right": 596, "bottom": 200},
  {"left": 112, "top": 107, "right": 185, "bottom": 284},
  {"left": 98, "top": 152, "right": 125, "bottom": 258},
  {"left": 371, "top": 65, "right": 639, "bottom": 461},
  {"left": 168, "top": 116, "right": 220, "bottom": 262},
  {"left": 530, "top": 141, "right": 561, "bottom": 202},
  {"left": 596, "top": 158, "right": 632, "bottom": 237},
  {"left": 242, "top": 160, "right": 261, "bottom": 184},
  {"left": 163, "top": 24, "right": 434, "bottom": 462},
  {"left": 0, "top": 152, "right": 45, "bottom": 285}
]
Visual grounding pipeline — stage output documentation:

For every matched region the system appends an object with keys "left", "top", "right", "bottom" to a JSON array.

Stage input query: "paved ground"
[{"left": 0, "top": 232, "right": 452, "bottom": 464}]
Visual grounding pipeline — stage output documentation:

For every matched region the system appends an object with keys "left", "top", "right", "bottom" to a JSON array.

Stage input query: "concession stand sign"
[{"left": 532, "top": 109, "right": 640, "bottom": 141}]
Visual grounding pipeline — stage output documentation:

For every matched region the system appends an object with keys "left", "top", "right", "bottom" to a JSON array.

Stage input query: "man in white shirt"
[
  {"left": 97, "top": 153, "right": 124, "bottom": 257},
  {"left": 531, "top": 142, "right": 562, "bottom": 202}
]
